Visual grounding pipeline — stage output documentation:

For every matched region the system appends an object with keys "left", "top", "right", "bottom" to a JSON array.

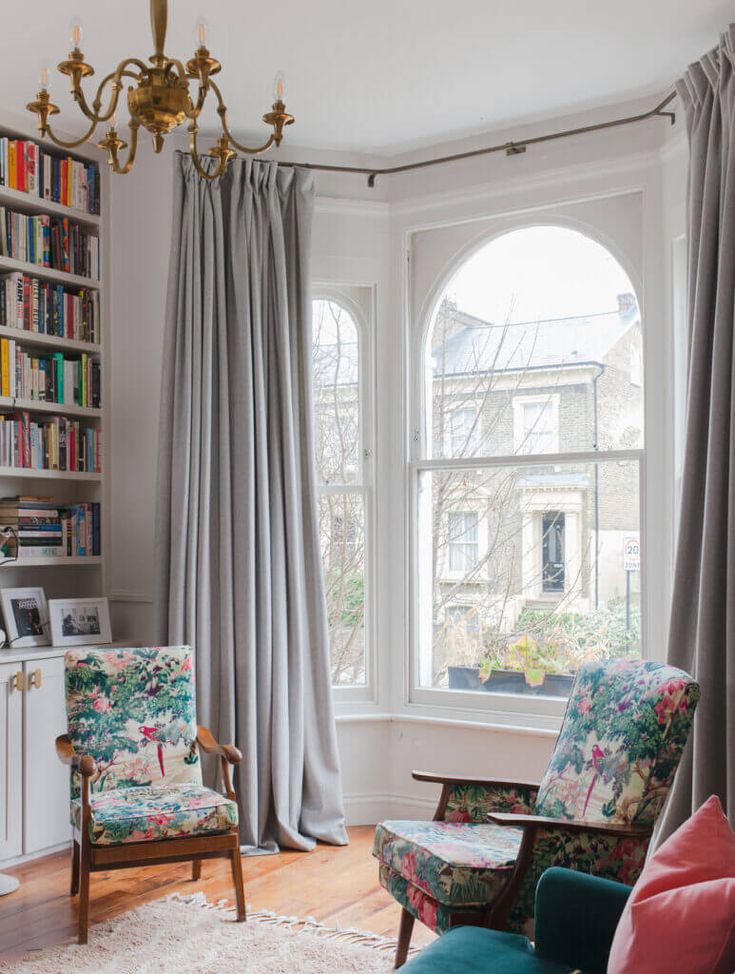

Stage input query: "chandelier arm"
[
  {"left": 71, "top": 65, "right": 145, "bottom": 124},
  {"left": 164, "top": 57, "right": 189, "bottom": 81},
  {"left": 44, "top": 118, "right": 99, "bottom": 150},
  {"left": 188, "top": 127, "right": 228, "bottom": 181},
  {"left": 184, "top": 82, "right": 209, "bottom": 121},
  {"left": 108, "top": 123, "right": 140, "bottom": 175},
  {"left": 208, "top": 81, "right": 276, "bottom": 155}
]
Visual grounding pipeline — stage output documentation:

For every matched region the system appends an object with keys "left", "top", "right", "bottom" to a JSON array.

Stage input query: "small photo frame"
[
  {"left": 49, "top": 597, "right": 112, "bottom": 647},
  {"left": 0, "top": 587, "right": 50, "bottom": 648}
]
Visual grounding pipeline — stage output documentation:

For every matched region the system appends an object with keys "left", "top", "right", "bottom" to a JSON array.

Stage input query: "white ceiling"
[{"left": 1, "top": 0, "right": 731, "bottom": 155}]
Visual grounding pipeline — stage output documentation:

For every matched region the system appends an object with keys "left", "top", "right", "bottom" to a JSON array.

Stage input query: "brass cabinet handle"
[
  {"left": 28, "top": 668, "right": 42, "bottom": 689},
  {"left": 10, "top": 670, "right": 24, "bottom": 692}
]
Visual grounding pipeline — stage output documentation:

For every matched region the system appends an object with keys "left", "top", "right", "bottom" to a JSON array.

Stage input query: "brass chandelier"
[{"left": 26, "top": 0, "right": 294, "bottom": 179}]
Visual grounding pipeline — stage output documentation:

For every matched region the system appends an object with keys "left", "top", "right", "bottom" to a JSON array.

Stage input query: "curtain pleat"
[
  {"left": 657, "top": 26, "right": 735, "bottom": 841},
  {"left": 155, "top": 155, "right": 348, "bottom": 852}
]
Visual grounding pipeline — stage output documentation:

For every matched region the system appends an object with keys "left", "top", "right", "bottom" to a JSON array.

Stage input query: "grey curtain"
[
  {"left": 154, "top": 154, "right": 348, "bottom": 853},
  {"left": 658, "top": 27, "right": 735, "bottom": 840}
]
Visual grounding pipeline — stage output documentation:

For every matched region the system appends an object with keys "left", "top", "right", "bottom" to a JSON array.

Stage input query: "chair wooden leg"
[
  {"left": 77, "top": 836, "right": 91, "bottom": 945},
  {"left": 230, "top": 843, "right": 246, "bottom": 922},
  {"left": 70, "top": 839, "right": 80, "bottom": 896},
  {"left": 191, "top": 859, "right": 202, "bottom": 881},
  {"left": 394, "top": 908, "right": 415, "bottom": 969}
]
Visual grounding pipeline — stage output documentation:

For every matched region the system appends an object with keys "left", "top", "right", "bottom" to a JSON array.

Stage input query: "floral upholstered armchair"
[
  {"left": 373, "top": 659, "right": 699, "bottom": 968},
  {"left": 57, "top": 646, "right": 245, "bottom": 943}
]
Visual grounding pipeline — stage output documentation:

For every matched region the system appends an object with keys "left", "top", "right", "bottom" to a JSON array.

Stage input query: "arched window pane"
[
  {"left": 418, "top": 226, "right": 643, "bottom": 697},
  {"left": 312, "top": 299, "right": 360, "bottom": 484},
  {"left": 312, "top": 295, "right": 367, "bottom": 688},
  {"left": 428, "top": 227, "right": 643, "bottom": 459}
]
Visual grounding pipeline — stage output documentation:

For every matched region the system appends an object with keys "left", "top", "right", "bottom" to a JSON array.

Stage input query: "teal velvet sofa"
[{"left": 401, "top": 868, "right": 631, "bottom": 974}]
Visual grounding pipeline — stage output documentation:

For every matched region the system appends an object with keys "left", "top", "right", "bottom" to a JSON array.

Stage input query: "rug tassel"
[{"left": 167, "top": 893, "right": 418, "bottom": 955}]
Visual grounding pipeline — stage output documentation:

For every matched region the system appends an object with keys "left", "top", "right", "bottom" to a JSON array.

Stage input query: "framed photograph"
[
  {"left": 49, "top": 597, "right": 112, "bottom": 647},
  {"left": 0, "top": 587, "right": 50, "bottom": 648}
]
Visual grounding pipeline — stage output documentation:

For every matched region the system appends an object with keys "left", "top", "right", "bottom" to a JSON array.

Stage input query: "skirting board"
[
  {"left": 0, "top": 840, "right": 71, "bottom": 869},
  {"left": 343, "top": 792, "right": 437, "bottom": 826}
]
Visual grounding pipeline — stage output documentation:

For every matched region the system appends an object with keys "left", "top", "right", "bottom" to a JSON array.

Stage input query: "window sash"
[
  {"left": 408, "top": 449, "right": 644, "bottom": 711},
  {"left": 312, "top": 287, "right": 374, "bottom": 700}
]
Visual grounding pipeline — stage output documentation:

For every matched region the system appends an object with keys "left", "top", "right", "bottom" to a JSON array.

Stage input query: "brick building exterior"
[{"left": 429, "top": 294, "right": 642, "bottom": 678}]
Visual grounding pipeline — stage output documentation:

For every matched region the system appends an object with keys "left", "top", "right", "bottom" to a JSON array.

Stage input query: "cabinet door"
[
  {"left": 23, "top": 657, "right": 71, "bottom": 855},
  {"left": 0, "top": 663, "right": 22, "bottom": 860}
]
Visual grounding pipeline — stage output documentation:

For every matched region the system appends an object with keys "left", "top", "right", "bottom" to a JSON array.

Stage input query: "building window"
[
  {"left": 415, "top": 226, "right": 643, "bottom": 699},
  {"left": 448, "top": 511, "right": 479, "bottom": 573},
  {"left": 514, "top": 395, "right": 559, "bottom": 454},
  {"left": 449, "top": 406, "right": 481, "bottom": 456},
  {"left": 312, "top": 294, "right": 372, "bottom": 688}
]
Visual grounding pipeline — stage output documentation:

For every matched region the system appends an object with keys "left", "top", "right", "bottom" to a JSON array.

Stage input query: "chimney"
[{"left": 617, "top": 292, "right": 637, "bottom": 316}]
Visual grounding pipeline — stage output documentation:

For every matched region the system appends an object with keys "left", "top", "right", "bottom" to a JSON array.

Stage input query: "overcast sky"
[{"left": 443, "top": 226, "right": 636, "bottom": 325}]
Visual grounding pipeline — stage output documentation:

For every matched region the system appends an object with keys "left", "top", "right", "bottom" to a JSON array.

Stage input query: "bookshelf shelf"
[
  {"left": 0, "top": 256, "right": 101, "bottom": 292},
  {"left": 0, "top": 396, "right": 101, "bottom": 419},
  {"left": 0, "top": 325, "right": 100, "bottom": 356},
  {"left": 0, "top": 185, "right": 100, "bottom": 227},
  {"left": 2, "top": 555, "right": 102, "bottom": 568},
  {"left": 0, "top": 466, "right": 101, "bottom": 481}
]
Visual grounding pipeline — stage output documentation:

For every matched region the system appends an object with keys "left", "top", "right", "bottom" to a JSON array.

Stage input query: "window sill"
[{"left": 334, "top": 710, "right": 560, "bottom": 737}]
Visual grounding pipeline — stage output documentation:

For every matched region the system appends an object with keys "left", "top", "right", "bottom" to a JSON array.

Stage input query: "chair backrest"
[
  {"left": 534, "top": 659, "right": 699, "bottom": 825},
  {"left": 65, "top": 646, "right": 202, "bottom": 798}
]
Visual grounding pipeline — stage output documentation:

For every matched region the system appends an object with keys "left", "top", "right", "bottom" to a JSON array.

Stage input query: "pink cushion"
[{"left": 607, "top": 795, "right": 735, "bottom": 974}]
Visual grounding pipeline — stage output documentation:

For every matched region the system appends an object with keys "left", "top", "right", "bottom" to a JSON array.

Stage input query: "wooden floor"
[{"left": 0, "top": 826, "right": 436, "bottom": 960}]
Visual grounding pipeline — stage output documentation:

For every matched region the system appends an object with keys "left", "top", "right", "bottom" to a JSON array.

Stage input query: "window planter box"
[{"left": 446, "top": 665, "right": 575, "bottom": 697}]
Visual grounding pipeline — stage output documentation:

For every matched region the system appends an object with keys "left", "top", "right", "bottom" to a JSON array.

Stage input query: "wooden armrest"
[
  {"left": 488, "top": 811, "right": 652, "bottom": 838},
  {"left": 412, "top": 771, "right": 541, "bottom": 791},
  {"left": 55, "top": 734, "right": 95, "bottom": 776},
  {"left": 197, "top": 725, "right": 242, "bottom": 765}
]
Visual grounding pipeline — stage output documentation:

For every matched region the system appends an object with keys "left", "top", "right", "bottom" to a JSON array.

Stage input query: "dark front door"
[{"left": 542, "top": 511, "right": 565, "bottom": 593}]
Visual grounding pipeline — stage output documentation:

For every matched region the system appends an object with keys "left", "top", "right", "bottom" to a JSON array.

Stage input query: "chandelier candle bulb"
[
  {"left": 39, "top": 65, "right": 50, "bottom": 92},
  {"left": 24, "top": 0, "right": 294, "bottom": 178},
  {"left": 273, "top": 72, "right": 286, "bottom": 103},
  {"left": 69, "top": 17, "right": 83, "bottom": 52}
]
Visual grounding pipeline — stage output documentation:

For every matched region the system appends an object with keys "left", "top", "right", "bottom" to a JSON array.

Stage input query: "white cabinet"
[
  {"left": 23, "top": 656, "right": 71, "bottom": 854},
  {"left": 0, "top": 662, "right": 22, "bottom": 860},
  {"left": 0, "top": 650, "right": 71, "bottom": 863}
]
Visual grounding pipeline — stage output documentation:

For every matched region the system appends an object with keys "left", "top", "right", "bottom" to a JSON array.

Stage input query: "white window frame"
[
  {"left": 513, "top": 393, "right": 560, "bottom": 455},
  {"left": 408, "top": 219, "right": 647, "bottom": 730},
  {"left": 312, "top": 286, "right": 376, "bottom": 702}
]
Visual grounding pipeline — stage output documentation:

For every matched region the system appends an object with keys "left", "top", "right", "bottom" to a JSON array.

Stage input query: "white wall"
[{"left": 107, "top": 101, "right": 688, "bottom": 825}]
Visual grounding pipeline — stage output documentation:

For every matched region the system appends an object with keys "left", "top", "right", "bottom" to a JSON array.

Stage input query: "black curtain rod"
[
  {"left": 279, "top": 91, "right": 677, "bottom": 187},
  {"left": 191, "top": 91, "right": 677, "bottom": 188}
]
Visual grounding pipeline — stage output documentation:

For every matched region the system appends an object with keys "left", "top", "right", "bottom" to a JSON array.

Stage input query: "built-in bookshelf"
[{"left": 0, "top": 122, "right": 106, "bottom": 594}]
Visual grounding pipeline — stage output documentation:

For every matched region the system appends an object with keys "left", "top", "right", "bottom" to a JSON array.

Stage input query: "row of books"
[
  {"left": 0, "top": 140, "right": 100, "bottom": 215},
  {"left": 0, "top": 341, "right": 101, "bottom": 408},
  {"left": 0, "top": 272, "right": 100, "bottom": 344},
  {"left": 0, "top": 496, "right": 101, "bottom": 558},
  {"left": 0, "top": 208, "right": 99, "bottom": 280},
  {"left": 0, "top": 413, "right": 101, "bottom": 473}
]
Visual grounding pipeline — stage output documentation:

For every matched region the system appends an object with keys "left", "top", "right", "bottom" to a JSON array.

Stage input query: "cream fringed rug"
[{"left": 0, "top": 894, "right": 414, "bottom": 974}]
